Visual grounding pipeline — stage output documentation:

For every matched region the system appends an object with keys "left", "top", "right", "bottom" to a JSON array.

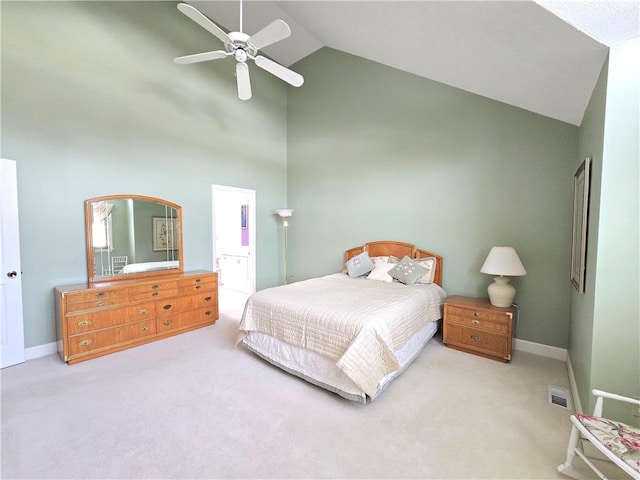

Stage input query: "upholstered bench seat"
[{"left": 575, "top": 414, "right": 640, "bottom": 474}]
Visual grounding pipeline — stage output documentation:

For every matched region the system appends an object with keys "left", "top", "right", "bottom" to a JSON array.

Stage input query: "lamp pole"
[{"left": 275, "top": 209, "right": 294, "bottom": 284}]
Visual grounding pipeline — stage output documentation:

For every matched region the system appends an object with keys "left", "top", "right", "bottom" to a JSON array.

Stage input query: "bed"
[
  {"left": 119, "top": 260, "right": 179, "bottom": 274},
  {"left": 237, "top": 241, "right": 446, "bottom": 403}
]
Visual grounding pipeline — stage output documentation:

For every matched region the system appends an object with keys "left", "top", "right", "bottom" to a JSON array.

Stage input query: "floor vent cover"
[{"left": 548, "top": 385, "right": 572, "bottom": 409}]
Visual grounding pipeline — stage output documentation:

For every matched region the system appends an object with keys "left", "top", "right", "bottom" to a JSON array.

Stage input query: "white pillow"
[
  {"left": 415, "top": 257, "right": 437, "bottom": 284},
  {"left": 370, "top": 255, "right": 390, "bottom": 265},
  {"left": 366, "top": 261, "right": 395, "bottom": 283}
]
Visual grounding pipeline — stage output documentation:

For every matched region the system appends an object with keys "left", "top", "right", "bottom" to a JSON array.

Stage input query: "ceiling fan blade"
[
  {"left": 174, "top": 50, "right": 229, "bottom": 64},
  {"left": 254, "top": 56, "right": 304, "bottom": 87},
  {"left": 177, "top": 3, "right": 230, "bottom": 45},
  {"left": 248, "top": 19, "right": 291, "bottom": 50},
  {"left": 236, "top": 62, "right": 252, "bottom": 101}
]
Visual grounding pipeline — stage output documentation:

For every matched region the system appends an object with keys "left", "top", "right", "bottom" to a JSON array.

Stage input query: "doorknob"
[{"left": 7, "top": 271, "right": 18, "bottom": 278}]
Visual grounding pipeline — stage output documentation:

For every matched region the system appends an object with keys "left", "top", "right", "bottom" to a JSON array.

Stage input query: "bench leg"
[{"left": 558, "top": 425, "right": 585, "bottom": 479}]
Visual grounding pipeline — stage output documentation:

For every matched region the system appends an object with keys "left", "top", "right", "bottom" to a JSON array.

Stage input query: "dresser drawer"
[
  {"left": 444, "top": 323, "right": 510, "bottom": 360},
  {"left": 66, "top": 303, "right": 156, "bottom": 335},
  {"left": 65, "top": 296, "right": 129, "bottom": 313},
  {"left": 129, "top": 281, "right": 179, "bottom": 301},
  {"left": 189, "top": 291, "right": 218, "bottom": 309},
  {"left": 157, "top": 306, "right": 217, "bottom": 334},
  {"left": 177, "top": 274, "right": 217, "bottom": 294},
  {"left": 155, "top": 296, "right": 193, "bottom": 316},
  {"left": 63, "top": 287, "right": 128, "bottom": 305},
  {"left": 68, "top": 319, "right": 156, "bottom": 356}
]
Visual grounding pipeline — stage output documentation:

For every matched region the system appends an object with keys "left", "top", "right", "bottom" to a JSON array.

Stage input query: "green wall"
[
  {"left": 571, "top": 38, "right": 640, "bottom": 426},
  {"left": 286, "top": 48, "right": 578, "bottom": 349},
  {"left": 591, "top": 38, "right": 639, "bottom": 425},
  {"left": 571, "top": 57, "right": 607, "bottom": 414},
  {"left": 2, "top": 1, "right": 288, "bottom": 348}
]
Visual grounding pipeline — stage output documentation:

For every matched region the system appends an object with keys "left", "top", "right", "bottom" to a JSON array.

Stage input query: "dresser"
[
  {"left": 443, "top": 295, "right": 515, "bottom": 362},
  {"left": 56, "top": 270, "right": 218, "bottom": 364}
]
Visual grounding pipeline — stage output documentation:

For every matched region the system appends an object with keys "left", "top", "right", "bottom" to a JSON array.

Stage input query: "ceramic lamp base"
[{"left": 487, "top": 276, "right": 516, "bottom": 307}]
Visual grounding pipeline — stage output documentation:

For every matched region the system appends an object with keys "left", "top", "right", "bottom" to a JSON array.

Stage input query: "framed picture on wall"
[
  {"left": 241, "top": 204, "right": 248, "bottom": 229},
  {"left": 153, "top": 217, "right": 178, "bottom": 251},
  {"left": 571, "top": 157, "right": 591, "bottom": 293}
]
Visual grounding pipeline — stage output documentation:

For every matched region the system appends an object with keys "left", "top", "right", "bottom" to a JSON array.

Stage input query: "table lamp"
[{"left": 480, "top": 246, "right": 526, "bottom": 307}]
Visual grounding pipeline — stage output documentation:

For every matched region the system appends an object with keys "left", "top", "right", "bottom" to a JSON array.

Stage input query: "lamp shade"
[
  {"left": 480, "top": 247, "right": 526, "bottom": 277},
  {"left": 275, "top": 208, "right": 294, "bottom": 218}
]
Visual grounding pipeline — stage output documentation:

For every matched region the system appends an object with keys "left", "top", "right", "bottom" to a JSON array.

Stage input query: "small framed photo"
[
  {"left": 571, "top": 157, "right": 591, "bottom": 293},
  {"left": 153, "top": 217, "right": 179, "bottom": 251}
]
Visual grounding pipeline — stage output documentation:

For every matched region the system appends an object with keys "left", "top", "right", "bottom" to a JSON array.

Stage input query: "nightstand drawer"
[
  {"left": 444, "top": 324, "right": 511, "bottom": 360},
  {"left": 445, "top": 305, "right": 511, "bottom": 323},
  {"left": 444, "top": 309, "right": 509, "bottom": 334}
]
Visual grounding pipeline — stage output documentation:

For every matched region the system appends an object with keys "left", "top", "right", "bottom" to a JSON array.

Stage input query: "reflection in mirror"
[{"left": 85, "top": 195, "right": 183, "bottom": 284}]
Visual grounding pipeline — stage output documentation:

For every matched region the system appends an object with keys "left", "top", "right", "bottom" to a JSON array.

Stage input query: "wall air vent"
[{"left": 548, "top": 385, "right": 572, "bottom": 409}]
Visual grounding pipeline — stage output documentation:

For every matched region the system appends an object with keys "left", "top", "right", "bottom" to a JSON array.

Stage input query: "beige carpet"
[{"left": 1, "top": 291, "right": 624, "bottom": 479}]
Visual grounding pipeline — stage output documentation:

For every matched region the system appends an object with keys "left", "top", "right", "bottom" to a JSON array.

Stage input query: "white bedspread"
[
  {"left": 237, "top": 273, "right": 446, "bottom": 397},
  {"left": 119, "top": 260, "right": 179, "bottom": 274}
]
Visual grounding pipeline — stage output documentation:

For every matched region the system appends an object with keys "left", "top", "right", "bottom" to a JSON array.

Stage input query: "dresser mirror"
[{"left": 85, "top": 194, "right": 184, "bottom": 284}]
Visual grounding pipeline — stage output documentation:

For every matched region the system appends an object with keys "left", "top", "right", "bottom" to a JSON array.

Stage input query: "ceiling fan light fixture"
[{"left": 174, "top": 2, "right": 304, "bottom": 100}]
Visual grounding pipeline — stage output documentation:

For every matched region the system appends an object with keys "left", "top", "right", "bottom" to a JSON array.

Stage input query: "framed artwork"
[
  {"left": 571, "top": 157, "right": 591, "bottom": 293},
  {"left": 153, "top": 217, "right": 178, "bottom": 251},
  {"left": 241, "top": 204, "right": 248, "bottom": 229}
]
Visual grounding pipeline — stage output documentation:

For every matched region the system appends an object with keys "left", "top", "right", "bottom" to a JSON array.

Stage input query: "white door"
[
  {"left": 1, "top": 159, "right": 25, "bottom": 368},
  {"left": 212, "top": 185, "right": 256, "bottom": 295}
]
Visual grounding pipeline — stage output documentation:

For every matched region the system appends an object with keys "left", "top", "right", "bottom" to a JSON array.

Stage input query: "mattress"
[{"left": 241, "top": 320, "right": 440, "bottom": 403}]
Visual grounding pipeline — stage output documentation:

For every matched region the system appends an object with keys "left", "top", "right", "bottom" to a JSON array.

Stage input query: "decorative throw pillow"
[
  {"left": 388, "top": 256, "right": 429, "bottom": 285},
  {"left": 345, "top": 251, "right": 374, "bottom": 278},
  {"left": 370, "top": 256, "right": 390, "bottom": 265},
  {"left": 415, "top": 257, "right": 436, "bottom": 284},
  {"left": 366, "top": 261, "right": 395, "bottom": 283}
]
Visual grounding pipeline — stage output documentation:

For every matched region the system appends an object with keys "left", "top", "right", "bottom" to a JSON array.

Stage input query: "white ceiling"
[{"left": 186, "top": 1, "right": 640, "bottom": 126}]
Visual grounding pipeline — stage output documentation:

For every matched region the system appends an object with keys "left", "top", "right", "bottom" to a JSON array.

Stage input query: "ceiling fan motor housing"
[{"left": 226, "top": 31, "right": 257, "bottom": 61}]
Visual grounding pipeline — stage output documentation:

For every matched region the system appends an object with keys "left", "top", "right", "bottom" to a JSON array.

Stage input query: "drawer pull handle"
[
  {"left": 163, "top": 320, "right": 172, "bottom": 326},
  {"left": 205, "top": 310, "right": 212, "bottom": 316},
  {"left": 152, "top": 292, "right": 159, "bottom": 297},
  {"left": 96, "top": 301, "right": 105, "bottom": 307},
  {"left": 195, "top": 279, "right": 201, "bottom": 283},
  {"left": 79, "top": 339, "right": 92, "bottom": 347},
  {"left": 195, "top": 285, "right": 202, "bottom": 290},
  {"left": 472, "top": 319, "right": 480, "bottom": 325},
  {"left": 473, "top": 311, "right": 479, "bottom": 317},
  {"left": 141, "top": 326, "right": 149, "bottom": 332},
  {"left": 204, "top": 296, "right": 212, "bottom": 301},
  {"left": 163, "top": 304, "right": 172, "bottom": 310},
  {"left": 470, "top": 335, "right": 480, "bottom": 342},
  {"left": 78, "top": 320, "right": 92, "bottom": 327},
  {"left": 139, "top": 309, "right": 148, "bottom": 315},
  {"left": 96, "top": 292, "right": 105, "bottom": 298},
  {"left": 152, "top": 285, "right": 159, "bottom": 290}
]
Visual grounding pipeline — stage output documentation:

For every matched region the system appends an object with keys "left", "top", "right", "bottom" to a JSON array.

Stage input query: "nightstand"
[{"left": 443, "top": 295, "right": 515, "bottom": 362}]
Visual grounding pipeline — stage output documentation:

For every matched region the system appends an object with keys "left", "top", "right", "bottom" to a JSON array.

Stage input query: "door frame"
[{"left": 211, "top": 184, "right": 256, "bottom": 295}]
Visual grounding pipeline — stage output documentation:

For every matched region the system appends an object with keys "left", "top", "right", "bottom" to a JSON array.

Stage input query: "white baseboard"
[
  {"left": 566, "top": 353, "right": 583, "bottom": 414},
  {"left": 25, "top": 342, "right": 57, "bottom": 360},
  {"left": 513, "top": 338, "right": 567, "bottom": 361}
]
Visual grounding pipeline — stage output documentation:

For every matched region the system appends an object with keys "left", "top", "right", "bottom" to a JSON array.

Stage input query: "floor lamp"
[{"left": 275, "top": 209, "right": 294, "bottom": 284}]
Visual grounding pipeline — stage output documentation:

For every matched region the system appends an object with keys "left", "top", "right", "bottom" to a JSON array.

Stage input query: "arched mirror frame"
[{"left": 85, "top": 194, "right": 184, "bottom": 285}]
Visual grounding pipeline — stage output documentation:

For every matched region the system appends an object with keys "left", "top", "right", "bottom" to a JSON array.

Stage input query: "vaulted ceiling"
[{"left": 186, "top": 1, "right": 639, "bottom": 126}]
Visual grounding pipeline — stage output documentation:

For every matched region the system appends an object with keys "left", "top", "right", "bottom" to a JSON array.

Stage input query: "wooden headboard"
[{"left": 344, "top": 241, "right": 443, "bottom": 287}]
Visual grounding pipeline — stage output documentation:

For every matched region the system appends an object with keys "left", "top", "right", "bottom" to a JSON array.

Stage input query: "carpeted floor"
[{"left": 0, "top": 290, "right": 623, "bottom": 479}]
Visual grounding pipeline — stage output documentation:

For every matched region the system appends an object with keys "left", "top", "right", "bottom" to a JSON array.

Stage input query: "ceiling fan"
[{"left": 174, "top": 2, "right": 304, "bottom": 101}]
